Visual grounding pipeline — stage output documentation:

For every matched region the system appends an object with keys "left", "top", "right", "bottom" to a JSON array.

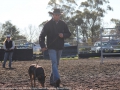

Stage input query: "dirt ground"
[{"left": 0, "top": 58, "right": 120, "bottom": 90}]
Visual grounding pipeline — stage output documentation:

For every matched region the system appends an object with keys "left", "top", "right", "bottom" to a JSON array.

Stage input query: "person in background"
[
  {"left": 39, "top": 9, "right": 71, "bottom": 87},
  {"left": 2, "top": 35, "right": 15, "bottom": 68}
]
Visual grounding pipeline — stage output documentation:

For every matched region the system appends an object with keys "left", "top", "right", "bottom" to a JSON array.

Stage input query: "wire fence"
[{"left": 76, "top": 26, "right": 120, "bottom": 53}]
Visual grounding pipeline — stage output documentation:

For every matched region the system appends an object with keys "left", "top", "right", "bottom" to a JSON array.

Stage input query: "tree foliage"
[
  {"left": 1, "top": 21, "right": 26, "bottom": 42},
  {"left": 40, "top": 0, "right": 113, "bottom": 43},
  {"left": 110, "top": 18, "right": 120, "bottom": 39},
  {"left": 77, "top": 0, "right": 113, "bottom": 42}
]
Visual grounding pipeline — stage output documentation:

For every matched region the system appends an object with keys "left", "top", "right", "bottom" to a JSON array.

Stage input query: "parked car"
[
  {"left": 33, "top": 44, "right": 42, "bottom": 54},
  {"left": 91, "top": 41, "right": 114, "bottom": 53},
  {"left": 16, "top": 44, "right": 32, "bottom": 49},
  {"left": 108, "top": 39, "right": 120, "bottom": 46},
  {"left": 64, "top": 43, "right": 71, "bottom": 47}
]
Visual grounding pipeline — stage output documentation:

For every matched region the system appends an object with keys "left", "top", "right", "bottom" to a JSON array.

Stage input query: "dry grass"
[{"left": 0, "top": 58, "right": 120, "bottom": 90}]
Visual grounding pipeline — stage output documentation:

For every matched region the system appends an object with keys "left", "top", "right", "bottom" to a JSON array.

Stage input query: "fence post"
[
  {"left": 76, "top": 26, "right": 79, "bottom": 59},
  {"left": 100, "top": 28, "right": 103, "bottom": 64}
]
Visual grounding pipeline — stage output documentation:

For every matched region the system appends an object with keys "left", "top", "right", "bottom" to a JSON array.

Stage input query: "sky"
[
  {"left": 0, "top": 0, "right": 50, "bottom": 30},
  {"left": 0, "top": 0, "right": 120, "bottom": 30}
]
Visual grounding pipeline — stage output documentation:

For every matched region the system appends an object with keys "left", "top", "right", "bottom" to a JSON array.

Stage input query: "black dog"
[{"left": 28, "top": 64, "right": 46, "bottom": 87}]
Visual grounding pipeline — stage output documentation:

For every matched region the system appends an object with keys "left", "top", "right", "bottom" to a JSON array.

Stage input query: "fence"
[
  {"left": 0, "top": 49, "right": 33, "bottom": 61},
  {"left": 43, "top": 45, "right": 77, "bottom": 59},
  {"left": 0, "top": 37, "right": 78, "bottom": 60},
  {"left": 100, "top": 28, "right": 120, "bottom": 63},
  {"left": 0, "top": 41, "right": 34, "bottom": 61},
  {"left": 76, "top": 26, "right": 120, "bottom": 63}
]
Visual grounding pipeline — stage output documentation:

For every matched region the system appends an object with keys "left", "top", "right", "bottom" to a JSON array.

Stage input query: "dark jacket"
[
  {"left": 39, "top": 19, "right": 71, "bottom": 50},
  {"left": 5, "top": 40, "right": 12, "bottom": 49}
]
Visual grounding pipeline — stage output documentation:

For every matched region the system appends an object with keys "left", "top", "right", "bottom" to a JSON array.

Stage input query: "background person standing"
[
  {"left": 39, "top": 9, "right": 71, "bottom": 87},
  {"left": 2, "top": 35, "right": 15, "bottom": 68}
]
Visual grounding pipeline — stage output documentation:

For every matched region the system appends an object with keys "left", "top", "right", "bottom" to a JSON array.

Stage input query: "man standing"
[
  {"left": 39, "top": 9, "right": 71, "bottom": 87},
  {"left": 2, "top": 35, "right": 15, "bottom": 68}
]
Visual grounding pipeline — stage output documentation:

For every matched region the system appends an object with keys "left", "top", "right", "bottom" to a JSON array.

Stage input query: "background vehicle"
[
  {"left": 64, "top": 43, "right": 71, "bottom": 47},
  {"left": 108, "top": 39, "right": 119, "bottom": 46},
  {"left": 91, "top": 41, "right": 114, "bottom": 53},
  {"left": 33, "top": 44, "right": 41, "bottom": 54},
  {"left": 16, "top": 43, "right": 42, "bottom": 54}
]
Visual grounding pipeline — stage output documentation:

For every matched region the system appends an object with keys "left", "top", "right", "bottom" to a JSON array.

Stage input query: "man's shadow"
[{"left": 5, "top": 67, "right": 16, "bottom": 70}]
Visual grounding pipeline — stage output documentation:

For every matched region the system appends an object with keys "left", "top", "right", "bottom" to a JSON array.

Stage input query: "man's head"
[
  {"left": 6, "top": 35, "right": 11, "bottom": 40},
  {"left": 49, "top": 9, "right": 62, "bottom": 21}
]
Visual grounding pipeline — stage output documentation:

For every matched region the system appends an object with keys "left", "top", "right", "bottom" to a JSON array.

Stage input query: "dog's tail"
[
  {"left": 36, "top": 61, "right": 38, "bottom": 67},
  {"left": 35, "top": 63, "right": 37, "bottom": 67}
]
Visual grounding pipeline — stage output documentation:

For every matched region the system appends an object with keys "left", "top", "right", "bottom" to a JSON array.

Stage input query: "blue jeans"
[
  {"left": 48, "top": 49, "right": 62, "bottom": 84},
  {"left": 3, "top": 52, "right": 13, "bottom": 68}
]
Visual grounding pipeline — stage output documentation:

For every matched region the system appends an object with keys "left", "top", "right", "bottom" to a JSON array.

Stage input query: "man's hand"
[
  {"left": 59, "top": 33, "right": 63, "bottom": 38},
  {"left": 41, "top": 47, "right": 47, "bottom": 52}
]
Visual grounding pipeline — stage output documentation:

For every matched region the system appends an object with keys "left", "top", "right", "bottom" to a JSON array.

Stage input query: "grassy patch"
[{"left": 61, "top": 56, "right": 78, "bottom": 60}]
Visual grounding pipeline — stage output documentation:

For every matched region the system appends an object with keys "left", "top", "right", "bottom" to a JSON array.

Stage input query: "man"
[
  {"left": 2, "top": 35, "right": 15, "bottom": 68},
  {"left": 39, "top": 9, "right": 71, "bottom": 87}
]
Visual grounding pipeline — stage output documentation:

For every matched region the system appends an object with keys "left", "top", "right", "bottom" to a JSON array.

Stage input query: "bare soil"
[{"left": 0, "top": 58, "right": 120, "bottom": 90}]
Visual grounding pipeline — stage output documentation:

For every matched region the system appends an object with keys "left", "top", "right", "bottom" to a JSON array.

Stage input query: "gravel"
[{"left": 0, "top": 58, "right": 120, "bottom": 90}]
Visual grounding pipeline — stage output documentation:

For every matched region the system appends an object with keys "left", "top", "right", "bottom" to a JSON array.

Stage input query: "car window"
[
  {"left": 94, "top": 42, "right": 111, "bottom": 47},
  {"left": 102, "top": 42, "right": 110, "bottom": 46}
]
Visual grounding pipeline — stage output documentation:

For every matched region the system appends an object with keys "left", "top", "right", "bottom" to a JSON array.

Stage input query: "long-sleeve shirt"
[
  {"left": 3, "top": 40, "right": 15, "bottom": 50},
  {"left": 39, "top": 19, "right": 71, "bottom": 50}
]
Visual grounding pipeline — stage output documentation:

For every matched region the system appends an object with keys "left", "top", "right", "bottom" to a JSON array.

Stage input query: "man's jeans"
[
  {"left": 48, "top": 49, "right": 62, "bottom": 84},
  {"left": 3, "top": 52, "right": 13, "bottom": 68}
]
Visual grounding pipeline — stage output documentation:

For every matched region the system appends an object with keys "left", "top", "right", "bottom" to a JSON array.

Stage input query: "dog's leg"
[
  {"left": 33, "top": 76, "right": 36, "bottom": 87},
  {"left": 30, "top": 74, "right": 33, "bottom": 87},
  {"left": 33, "top": 67, "right": 36, "bottom": 87}
]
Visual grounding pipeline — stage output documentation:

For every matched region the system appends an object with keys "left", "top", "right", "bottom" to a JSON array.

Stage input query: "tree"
[
  {"left": 76, "top": 0, "right": 113, "bottom": 43},
  {"left": 40, "top": 0, "right": 113, "bottom": 44},
  {"left": 23, "top": 25, "right": 39, "bottom": 43},
  {"left": 1, "top": 21, "right": 26, "bottom": 41},
  {"left": 39, "top": 20, "right": 48, "bottom": 28},
  {"left": 111, "top": 18, "right": 120, "bottom": 30},
  {"left": 0, "top": 23, "right": 4, "bottom": 42},
  {"left": 110, "top": 18, "right": 120, "bottom": 39}
]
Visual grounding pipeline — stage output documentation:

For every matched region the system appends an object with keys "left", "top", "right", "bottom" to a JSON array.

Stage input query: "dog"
[{"left": 28, "top": 64, "right": 46, "bottom": 87}]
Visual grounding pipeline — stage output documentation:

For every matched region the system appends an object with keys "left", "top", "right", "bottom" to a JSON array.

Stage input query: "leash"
[
  {"left": 37, "top": 22, "right": 59, "bottom": 64},
  {"left": 36, "top": 36, "right": 59, "bottom": 65},
  {"left": 47, "top": 36, "right": 59, "bottom": 48}
]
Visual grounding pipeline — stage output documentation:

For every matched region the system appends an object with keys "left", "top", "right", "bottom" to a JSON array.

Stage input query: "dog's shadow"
[
  {"left": 30, "top": 87, "right": 48, "bottom": 90},
  {"left": 30, "top": 87, "right": 70, "bottom": 90}
]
